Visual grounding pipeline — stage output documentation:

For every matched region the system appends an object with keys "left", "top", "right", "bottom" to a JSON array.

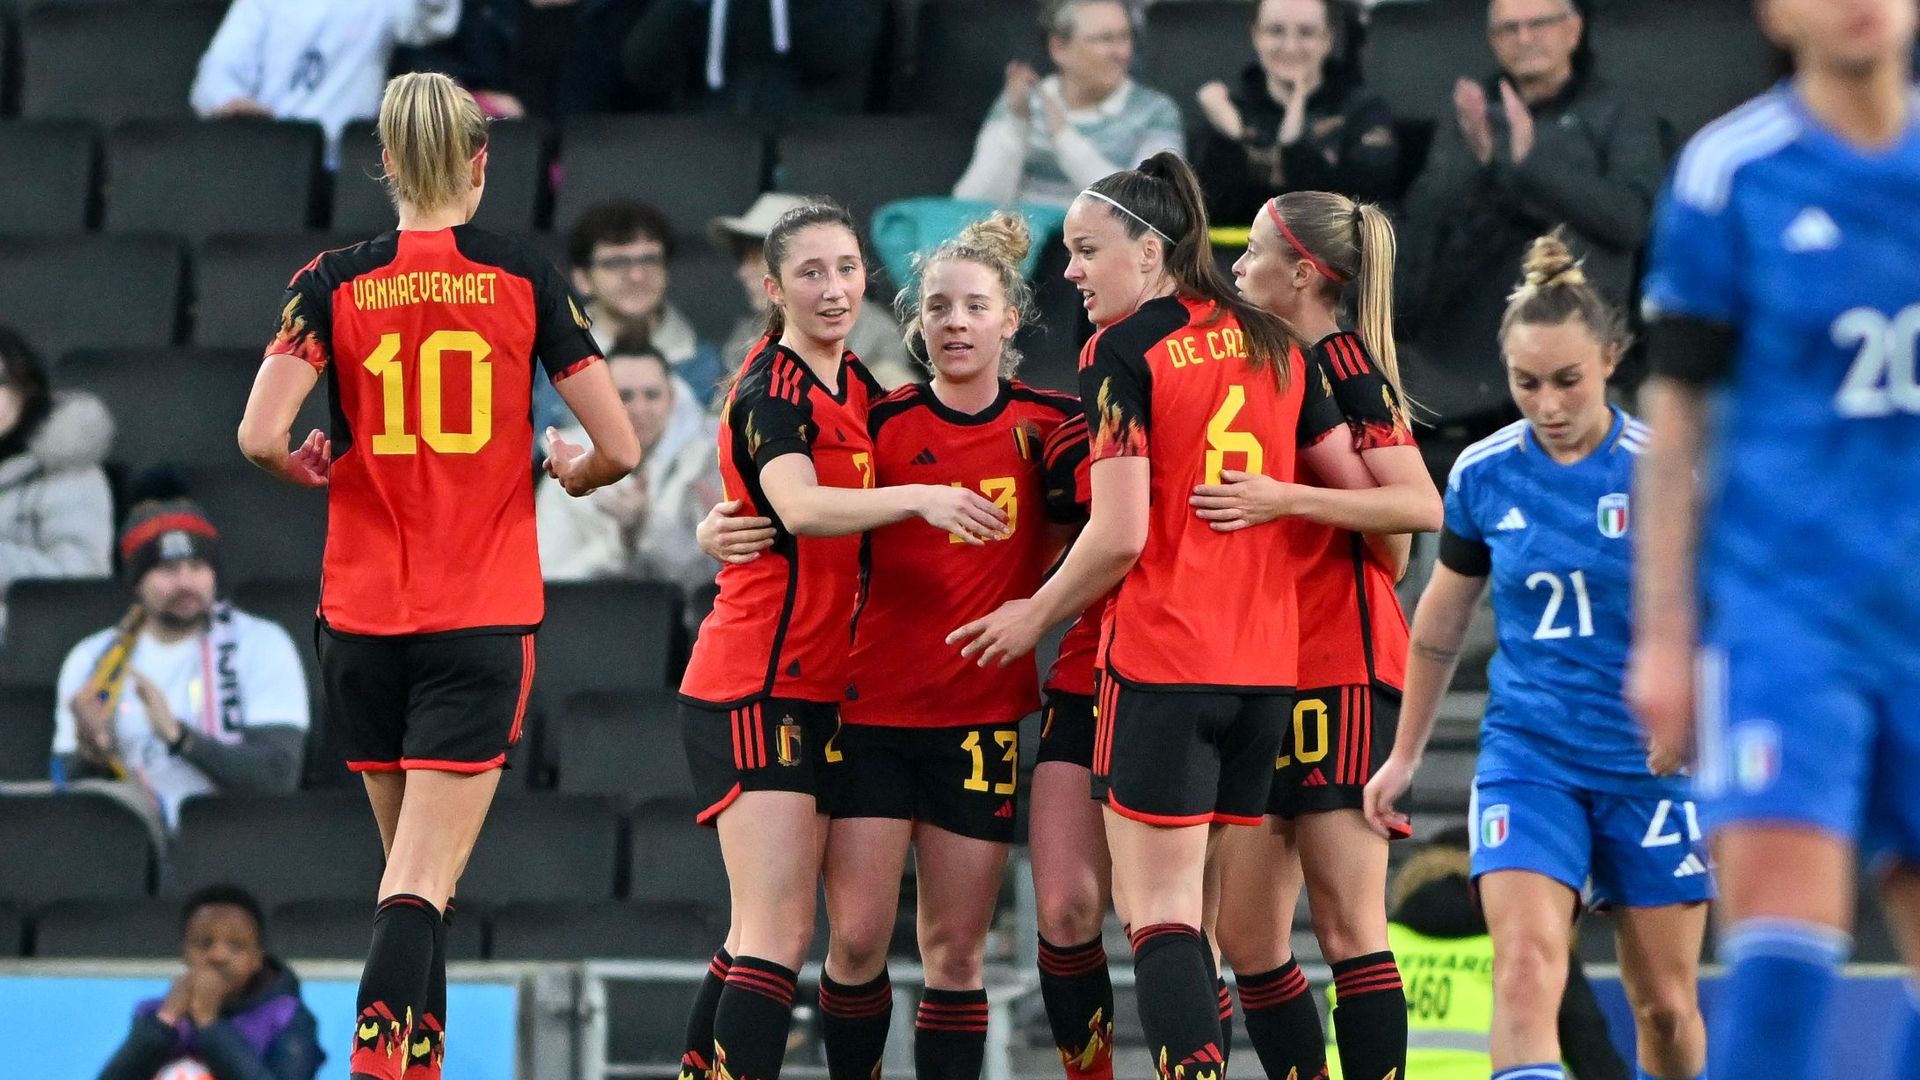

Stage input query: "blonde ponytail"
[
  {"left": 378, "top": 72, "right": 488, "bottom": 213},
  {"left": 1353, "top": 203, "right": 1410, "bottom": 430},
  {"left": 897, "top": 211, "right": 1039, "bottom": 376}
]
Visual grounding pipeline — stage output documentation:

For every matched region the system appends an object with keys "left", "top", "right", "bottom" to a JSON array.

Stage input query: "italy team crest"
[
  {"left": 1480, "top": 803, "right": 1510, "bottom": 848},
  {"left": 1597, "top": 493, "right": 1629, "bottom": 538}
]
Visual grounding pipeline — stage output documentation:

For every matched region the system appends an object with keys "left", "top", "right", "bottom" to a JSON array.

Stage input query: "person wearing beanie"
[{"left": 51, "top": 499, "right": 311, "bottom": 832}]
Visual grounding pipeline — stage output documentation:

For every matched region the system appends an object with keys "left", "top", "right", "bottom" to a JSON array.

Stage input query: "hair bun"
[
  {"left": 1519, "top": 229, "right": 1586, "bottom": 290},
  {"left": 956, "top": 212, "right": 1032, "bottom": 268}
]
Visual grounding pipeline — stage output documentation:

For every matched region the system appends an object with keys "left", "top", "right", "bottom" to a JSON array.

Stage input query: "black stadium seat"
[
  {"left": 0, "top": 792, "right": 155, "bottom": 905},
  {"left": 0, "top": 686, "right": 56, "bottom": 783},
  {"left": 0, "top": 234, "right": 183, "bottom": 360},
  {"left": 1139, "top": 1, "right": 1257, "bottom": 133},
  {"left": 625, "top": 801, "right": 727, "bottom": 924},
  {"left": 0, "top": 120, "right": 98, "bottom": 235},
  {"left": 332, "top": 118, "right": 548, "bottom": 235},
  {"left": 227, "top": 577, "right": 344, "bottom": 789},
  {"left": 0, "top": 577, "right": 125, "bottom": 689},
  {"left": 457, "top": 795, "right": 625, "bottom": 904},
  {"left": 555, "top": 115, "right": 767, "bottom": 244},
  {"left": 539, "top": 582, "right": 683, "bottom": 701},
  {"left": 1360, "top": 0, "right": 1491, "bottom": 125},
  {"left": 104, "top": 119, "right": 324, "bottom": 243},
  {"left": 270, "top": 898, "right": 484, "bottom": 961},
  {"left": 31, "top": 898, "right": 178, "bottom": 959},
  {"left": 895, "top": 0, "right": 1042, "bottom": 121},
  {"left": 776, "top": 116, "right": 974, "bottom": 238},
  {"left": 173, "top": 464, "right": 330, "bottom": 588},
  {"left": 172, "top": 793, "right": 385, "bottom": 905},
  {"left": 554, "top": 691, "right": 691, "bottom": 805},
  {"left": 193, "top": 233, "right": 362, "bottom": 350},
  {"left": 488, "top": 900, "right": 713, "bottom": 961},
  {"left": 0, "top": 902, "right": 21, "bottom": 958},
  {"left": 668, "top": 242, "right": 748, "bottom": 351},
  {"left": 19, "top": 2, "right": 223, "bottom": 127},
  {"left": 1590, "top": 0, "right": 1772, "bottom": 143}
]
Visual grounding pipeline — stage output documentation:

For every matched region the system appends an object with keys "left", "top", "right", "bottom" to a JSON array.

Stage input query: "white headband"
[{"left": 1079, "top": 189, "right": 1173, "bottom": 243}]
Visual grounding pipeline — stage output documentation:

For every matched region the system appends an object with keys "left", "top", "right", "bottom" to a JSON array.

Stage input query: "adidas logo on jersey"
[
  {"left": 993, "top": 801, "right": 1015, "bottom": 819},
  {"left": 1673, "top": 853, "right": 1709, "bottom": 878},
  {"left": 912, "top": 448, "right": 938, "bottom": 465},
  {"left": 1301, "top": 769, "right": 1329, "bottom": 787},
  {"left": 1783, "top": 207, "right": 1841, "bottom": 252},
  {"left": 1496, "top": 507, "right": 1528, "bottom": 531}
]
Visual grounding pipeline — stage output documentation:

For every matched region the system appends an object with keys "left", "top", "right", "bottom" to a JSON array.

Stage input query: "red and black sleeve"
[
  {"left": 531, "top": 258, "right": 602, "bottom": 382},
  {"left": 1079, "top": 333, "right": 1152, "bottom": 461},
  {"left": 267, "top": 260, "right": 336, "bottom": 373},
  {"left": 1043, "top": 413, "right": 1091, "bottom": 525},
  {"left": 1315, "top": 333, "right": 1414, "bottom": 452},
  {"left": 735, "top": 347, "right": 816, "bottom": 468}
]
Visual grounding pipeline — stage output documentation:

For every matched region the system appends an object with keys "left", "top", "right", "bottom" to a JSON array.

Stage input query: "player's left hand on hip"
[{"left": 947, "top": 599, "right": 1041, "bottom": 667}]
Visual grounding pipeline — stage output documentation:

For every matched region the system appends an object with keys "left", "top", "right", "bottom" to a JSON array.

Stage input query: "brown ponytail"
[
  {"left": 377, "top": 73, "right": 488, "bottom": 213},
  {"left": 1085, "top": 152, "right": 1298, "bottom": 384},
  {"left": 1499, "top": 229, "right": 1632, "bottom": 354}
]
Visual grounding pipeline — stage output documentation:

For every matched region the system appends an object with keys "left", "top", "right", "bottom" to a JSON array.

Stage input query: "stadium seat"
[
  {"left": 1359, "top": 0, "right": 1491, "bottom": 125},
  {"left": 1589, "top": 0, "right": 1772, "bottom": 143},
  {"left": 625, "top": 801, "right": 727, "bottom": 923},
  {"left": 0, "top": 234, "right": 183, "bottom": 360},
  {"left": 104, "top": 119, "right": 323, "bottom": 243},
  {"left": 488, "top": 900, "right": 714, "bottom": 961},
  {"left": 0, "top": 577, "right": 126, "bottom": 689},
  {"left": 172, "top": 793, "right": 385, "bottom": 905},
  {"left": 458, "top": 795, "right": 626, "bottom": 904},
  {"left": 192, "top": 232, "right": 361, "bottom": 350},
  {"left": 1139, "top": 1, "right": 1257, "bottom": 134},
  {"left": 270, "top": 898, "right": 484, "bottom": 961},
  {"left": 31, "top": 898, "right": 179, "bottom": 959},
  {"left": 226, "top": 577, "right": 345, "bottom": 790},
  {"left": 554, "top": 115, "right": 768, "bottom": 247},
  {"left": 53, "top": 348, "right": 258, "bottom": 471},
  {"left": 894, "top": 0, "right": 1042, "bottom": 121},
  {"left": 538, "top": 582, "right": 684, "bottom": 701},
  {"left": 0, "top": 685, "right": 55, "bottom": 783},
  {"left": 0, "top": 792, "right": 155, "bottom": 905},
  {"left": 776, "top": 116, "right": 974, "bottom": 240},
  {"left": 333, "top": 118, "right": 548, "bottom": 235},
  {"left": 19, "top": 2, "right": 223, "bottom": 127},
  {"left": 0, "top": 120, "right": 97, "bottom": 235},
  {"left": 164, "top": 464, "right": 330, "bottom": 588},
  {"left": 554, "top": 691, "right": 691, "bottom": 805},
  {"left": 668, "top": 241, "right": 748, "bottom": 353},
  {"left": 0, "top": 902, "right": 21, "bottom": 958}
]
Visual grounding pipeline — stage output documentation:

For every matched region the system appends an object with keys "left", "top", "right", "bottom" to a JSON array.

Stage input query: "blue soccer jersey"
[{"left": 1443, "top": 409, "right": 1680, "bottom": 798}]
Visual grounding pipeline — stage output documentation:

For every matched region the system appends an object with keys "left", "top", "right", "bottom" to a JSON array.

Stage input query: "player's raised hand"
[
  {"left": 545, "top": 427, "right": 599, "bottom": 496},
  {"left": 1190, "top": 469, "right": 1303, "bottom": 531},
  {"left": 285, "top": 429, "right": 332, "bottom": 487},
  {"left": 947, "top": 597, "right": 1043, "bottom": 668},
  {"left": 697, "top": 500, "right": 777, "bottom": 564},
  {"left": 1627, "top": 642, "right": 1695, "bottom": 775},
  {"left": 915, "top": 485, "right": 1008, "bottom": 546},
  {"left": 1363, "top": 755, "right": 1416, "bottom": 840}
]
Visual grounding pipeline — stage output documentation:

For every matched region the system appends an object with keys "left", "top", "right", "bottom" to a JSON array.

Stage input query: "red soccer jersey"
[
  {"left": 1294, "top": 332, "right": 1416, "bottom": 690},
  {"left": 1039, "top": 412, "right": 1105, "bottom": 698},
  {"left": 268, "top": 226, "right": 600, "bottom": 636},
  {"left": 680, "top": 339, "right": 883, "bottom": 706},
  {"left": 1081, "top": 294, "right": 1324, "bottom": 690},
  {"left": 841, "top": 380, "right": 1078, "bottom": 728}
]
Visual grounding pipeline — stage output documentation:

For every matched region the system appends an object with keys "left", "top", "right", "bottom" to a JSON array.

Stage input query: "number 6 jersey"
[{"left": 268, "top": 226, "right": 601, "bottom": 636}]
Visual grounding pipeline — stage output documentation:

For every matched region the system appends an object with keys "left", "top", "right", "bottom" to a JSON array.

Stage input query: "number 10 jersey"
[{"left": 269, "top": 226, "right": 601, "bottom": 636}]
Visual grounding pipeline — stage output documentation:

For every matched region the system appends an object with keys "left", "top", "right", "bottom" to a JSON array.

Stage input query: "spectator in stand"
[
  {"left": 1192, "top": 0, "right": 1400, "bottom": 226},
  {"left": 537, "top": 336, "right": 722, "bottom": 595},
  {"left": 952, "top": 0, "right": 1185, "bottom": 209},
  {"left": 0, "top": 326, "right": 113, "bottom": 639},
  {"left": 1396, "top": 0, "right": 1662, "bottom": 475},
  {"left": 54, "top": 500, "right": 309, "bottom": 835},
  {"left": 534, "top": 200, "right": 723, "bottom": 445},
  {"left": 401, "top": 0, "right": 648, "bottom": 117},
  {"left": 190, "top": 0, "right": 462, "bottom": 162},
  {"left": 96, "top": 885, "right": 323, "bottom": 1080},
  {"left": 709, "top": 193, "right": 917, "bottom": 389}
]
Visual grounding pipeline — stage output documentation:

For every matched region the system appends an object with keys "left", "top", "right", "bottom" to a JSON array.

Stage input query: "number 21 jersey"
[{"left": 269, "top": 226, "right": 601, "bottom": 636}]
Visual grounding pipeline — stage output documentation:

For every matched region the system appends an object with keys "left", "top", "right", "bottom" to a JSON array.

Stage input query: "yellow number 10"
[
  {"left": 1205, "top": 384, "right": 1265, "bottom": 485},
  {"left": 362, "top": 330, "right": 495, "bottom": 455}
]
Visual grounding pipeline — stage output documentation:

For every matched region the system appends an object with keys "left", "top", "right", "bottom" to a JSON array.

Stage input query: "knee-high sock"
[
  {"left": 399, "top": 902, "right": 450, "bottom": 1080},
  {"left": 1037, "top": 935, "right": 1114, "bottom": 1080},
  {"left": 351, "top": 894, "right": 438, "bottom": 1080},
  {"left": 819, "top": 969, "right": 893, "bottom": 1080},
  {"left": 1709, "top": 918, "right": 1848, "bottom": 1080},
  {"left": 1329, "top": 951, "right": 1405, "bottom": 1080},
  {"left": 679, "top": 949, "right": 733, "bottom": 1080},
  {"left": 914, "top": 987, "right": 989, "bottom": 1080},
  {"left": 1129, "top": 924, "right": 1225, "bottom": 1080},
  {"left": 1237, "top": 960, "right": 1325, "bottom": 1080},
  {"left": 712, "top": 956, "right": 799, "bottom": 1080}
]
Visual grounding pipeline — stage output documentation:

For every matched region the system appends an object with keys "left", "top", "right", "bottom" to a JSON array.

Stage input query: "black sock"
[
  {"left": 914, "top": 987, "right": 989, "bottom": 1080},
  {"left": 401, "top": 904, "right": 450, "bottom": 1079},
  {"left": 1238, "top": 960, "right": 1327, "bottom": 1080},
  {"left": 819, "top": 969, "right": 893, "bottom": 1080},
  {"left": 712, "top": 955, "right": 798, "bottom": 1080},
  {"left": 1037, "top": 935, "right": 1115, "bottom": 1078},
  {"left": 1214, "top": 976, "right": 1235, "bottom": 1070},
  {"left": 680, "top": 949, "right": 733, "bottom": 1080},
  {"left": 352, "top": 894, "right": 438, "bottom": 1080},
  {"left": 1128, "top": 924, "right": 1225, "bottom": 1079},
  {"left": 1329, "top": 951, "right": 1406, "bottom": 1080}
]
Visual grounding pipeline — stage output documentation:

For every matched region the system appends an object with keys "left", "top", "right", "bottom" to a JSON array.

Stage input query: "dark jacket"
[
  {"left": 1195, "top": 61, "right": 1401, "bottom": 226},
  {"left": 97, "top": 960, "right": 323, "bottom": 1080},
  {"left": 404, "top": 0, "right": 646, "bottom": 115},
  {"left": 1397, "top": 69, "right": 1664, "bottom": 423}
]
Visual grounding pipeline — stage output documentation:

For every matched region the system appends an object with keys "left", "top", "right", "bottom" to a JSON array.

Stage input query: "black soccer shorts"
[
  {"left": 680, "top": 696, "right": 840, "bottom": 826},
  {"left": 830, "top": 720, "right": 1022, "bottom": 843},
  {"left": 1035, "top": 690, "right": 1097, "bottom": 769},
  {"left": 319, "top": 624, "right": 534, "bottom": 773},
  {"left": 1091, "top": 672, "right": 1288, "bottom": 827},
  {"left": 1269, "top": 684, "right": 1405, "bottom": 835}
]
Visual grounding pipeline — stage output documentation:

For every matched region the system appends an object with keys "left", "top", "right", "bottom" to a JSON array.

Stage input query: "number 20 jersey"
[{"left": 270, "top": 226, "right": 601, "bottom": 636}]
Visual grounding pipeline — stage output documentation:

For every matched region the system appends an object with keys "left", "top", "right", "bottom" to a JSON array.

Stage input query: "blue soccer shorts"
[{"left": 1469, "top": 777, "right": 1713, "bottom": 908}]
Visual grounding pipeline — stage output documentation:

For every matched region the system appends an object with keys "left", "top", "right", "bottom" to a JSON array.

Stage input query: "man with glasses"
[{"left": 1396, "top": 0, "right": 1664, "bottom": 485}]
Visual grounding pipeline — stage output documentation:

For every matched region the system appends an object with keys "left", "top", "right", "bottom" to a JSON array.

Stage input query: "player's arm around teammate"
[{"left": 1369, "top": 234, "right": 1707, "bottom": 1080}]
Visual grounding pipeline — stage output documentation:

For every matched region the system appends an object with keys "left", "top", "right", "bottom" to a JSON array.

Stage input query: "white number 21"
[{"left": 1527, "top": 570, "right": 1593, "bottom": 640}]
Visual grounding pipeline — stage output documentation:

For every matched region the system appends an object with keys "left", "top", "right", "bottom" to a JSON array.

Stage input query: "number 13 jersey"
[{"left": 269, "top": 226, "right": 601, "bottom": 636}]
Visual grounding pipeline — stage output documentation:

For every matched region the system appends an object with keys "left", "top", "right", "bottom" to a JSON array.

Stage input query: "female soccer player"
[
  {"left": 950, "top": 151, "right": 1374, "bottom": 1077},
  {"left": 674, "top": 200, "right": 1006, "bottom": 1080},
  {"left": 238, "top": 72, "right": 640, "bottom": 1080},
  {"left": 1630, "top": 2, "right": 1920, "bottom": 1077},
  {"left": 1205, "top": 190, "right": 1441, "bottom": 1080},
  {"left": 1368, "top": 233, "right": 1710, "bottom": 1080}
]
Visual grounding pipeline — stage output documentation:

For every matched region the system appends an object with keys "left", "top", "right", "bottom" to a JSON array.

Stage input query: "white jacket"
[{"left": 0, "top": 392, "right": 114, "bottom": 636}]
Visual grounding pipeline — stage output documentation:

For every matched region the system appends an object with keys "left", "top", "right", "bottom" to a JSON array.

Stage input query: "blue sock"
[
  {"left": 1710, "top": 917, "right": 1849, "bottom": 1080},
  {"left": 1493, "top": 1066, "right": 1564, "bottom": 1080},
  {"left": 1898, "top": 984, "right": 1920, "bottom": 1080}
]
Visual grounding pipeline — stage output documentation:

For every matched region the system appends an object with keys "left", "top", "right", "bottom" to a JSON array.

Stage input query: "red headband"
[
  {"left": 1263, "top": 199, "right": 1347, "bottom": 285},
  {"left": 118, "top": 513, "right": 219, "bottom": 560}
]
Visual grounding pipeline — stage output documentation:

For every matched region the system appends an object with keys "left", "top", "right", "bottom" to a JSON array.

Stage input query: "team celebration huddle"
[{"left": 224, "top": 0, "right": 1920, "bottom": 1078}]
